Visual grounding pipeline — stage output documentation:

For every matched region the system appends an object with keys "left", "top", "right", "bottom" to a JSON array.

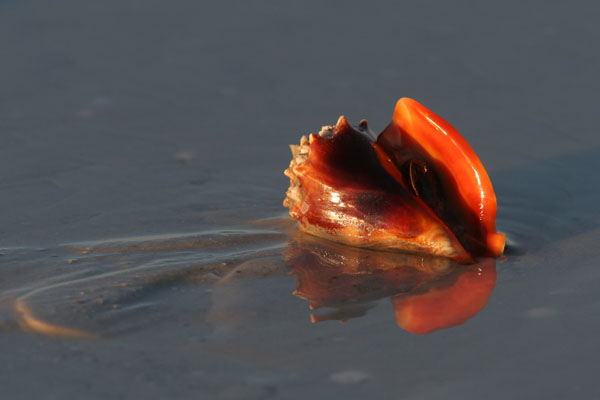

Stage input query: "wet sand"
[{"left": 1, "top": 0, "right": 600, "bottom": 399}]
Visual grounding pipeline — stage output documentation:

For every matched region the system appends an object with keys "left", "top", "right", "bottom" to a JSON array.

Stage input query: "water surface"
[{"left": 1, "top": 0, "right": 600, "bottom": 399}]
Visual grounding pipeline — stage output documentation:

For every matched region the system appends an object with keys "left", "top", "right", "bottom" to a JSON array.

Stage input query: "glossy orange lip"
[
  {"left": 378, "top": 98, "right": 505, "bottom": 257},
  {"left": 284, "top": 98, "right": 505, "bottom": 260}
]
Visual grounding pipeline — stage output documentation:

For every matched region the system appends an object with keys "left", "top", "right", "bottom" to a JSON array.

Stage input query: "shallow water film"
[{"left": 2, "top": 0, "right": 600, "bottom": 399}]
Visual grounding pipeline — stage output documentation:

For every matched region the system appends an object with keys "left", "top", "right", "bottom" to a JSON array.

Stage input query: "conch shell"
[{"left": 284, "top": 98, "right": 505, "bottom": 261}]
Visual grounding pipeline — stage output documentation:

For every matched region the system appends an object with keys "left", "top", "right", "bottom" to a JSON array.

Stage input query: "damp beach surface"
[{"left": 1, "top": 1, "right": 600, "bottom": 399}]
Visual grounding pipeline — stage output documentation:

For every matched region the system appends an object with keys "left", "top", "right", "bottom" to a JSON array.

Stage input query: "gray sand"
[{"left": 1, "top": 0, "right": 600, "bottom": 399}]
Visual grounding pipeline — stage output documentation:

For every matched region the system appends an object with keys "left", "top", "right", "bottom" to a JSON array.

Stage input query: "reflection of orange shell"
[
  {"left": 392, "top": 258, "right": 496, "bottom": 334},
  {"left": 284, "top": 98, "right": 505, "bottom": 260},
  {"left": 287, "top": 236, "right": 454, "bottom": 311},
  {"left": 285, "top": 235, "right": 497, "bottom": 334}
]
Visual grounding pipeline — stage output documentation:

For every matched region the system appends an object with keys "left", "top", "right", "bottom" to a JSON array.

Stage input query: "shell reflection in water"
[{"left": 285, "top": 235, "right": 496, "bottom": 334}]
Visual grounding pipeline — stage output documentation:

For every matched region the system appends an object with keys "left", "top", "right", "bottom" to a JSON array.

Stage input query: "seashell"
[{"left": 284, "top": 98, "right": 505, "bottom": 261}]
